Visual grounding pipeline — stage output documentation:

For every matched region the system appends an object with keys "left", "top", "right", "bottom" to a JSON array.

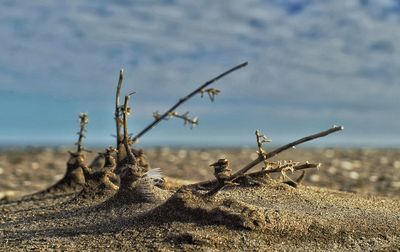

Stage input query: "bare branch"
[
  {"left": 122, "top": 95, "right": 136, "bottom": 164},
  {"left": 130, "top": 62, "right": 248, "bottom": 143},
  {"left": 196, "top": 126, "right": 343, "bottom": 195},
  {"left": 231, "top": 125, "right": 343, "bottom": 179},
  {"left": 115, "top": 69, "right": 124, "bottom": 162},
  {"left": 205, "top": 162, "right": 320, "bottom": 196}
]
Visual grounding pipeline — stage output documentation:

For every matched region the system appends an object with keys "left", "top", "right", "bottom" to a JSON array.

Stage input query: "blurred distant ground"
[{"left": 0, "top": 147, "right": 399, "bottom": 200}]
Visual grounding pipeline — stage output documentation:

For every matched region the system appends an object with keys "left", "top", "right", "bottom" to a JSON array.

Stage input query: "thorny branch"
[
  {"left": 278, "top": 160, "right": 300, "bottom": 179},
  {"left": 153, "top": 111, "right": 199, "bottom": 129},
  {"left": 231, "top": 125, "right": 343, "bottom": 180},
  {"left": 265, "top": 162, "right": 319, "bottom": 175},
  {"left": 75, "top": 113, "right": 89, "bottom": 153},
  {"left": 130, "top": 62, "right": 248, "bottom": 143},
  {"left": 198, "top": 162, "right": 320, "bottom": 189},
  {"left": 201, "top": 126, "right": 343, "bottom": 196},
  {"left": 204, "top": 162, "right": 320, "bottom": 195}
]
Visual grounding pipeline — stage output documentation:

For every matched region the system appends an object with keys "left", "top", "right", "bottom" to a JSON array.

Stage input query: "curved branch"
[{"left": 131, "top": 62, "right": 248, "bottom": 143}]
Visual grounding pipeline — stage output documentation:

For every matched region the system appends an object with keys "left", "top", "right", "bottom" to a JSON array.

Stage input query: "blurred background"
[{"left": 0, "top": 0, "right": 399, "bottom": 148}]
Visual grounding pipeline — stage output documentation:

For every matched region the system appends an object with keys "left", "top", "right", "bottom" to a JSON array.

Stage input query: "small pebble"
[
  {"left": 160, "top": 147, "right": 170, "bottom": 156},
  {"left": 380, "top": 156, "right": 389, "bottom": 165},
  {"left": 0, "top": 167, "right": 3, "bottom": 175},
  {"left": 352, "top": 160, "right": 362, "bottom": 169},
  {"left": 391, "top": 181, "right": 400, "bottom": 188},
  {"left": 341, "top": 161, "right": 353, "bottom": 170},
  {"left": 31, "top": 162, "right": 40, "bottom": 170},
  {"left": 310, "top": 174, "right": 320, "bottom": 182},
  {"left": 167, "top": 155, "right": 176, "bottom": 162},
  {"left": 349, "top": 171, "right": 359, "bottom": 180},
  {"left": 0, "top": 190, "right": 16, "bottom": 199},
  {"left": 324, "top": 149, "right": 335, "bottom": 158},
  {"left": 393, "top": 161, "right": 400, "bottom": 169},
  {"left": 200, "top": 152, "right": 210, "bottom": 161},
  {"left": 327, "top": 166, "right": 337, "bottom": 174},
  {"left": 23, "top": 181, "right": 32, "bottom": 186},
  {"left": 369, "top": 175, "right": 378, "bottom": 182},
  {"left": 331, "top": 159, "right": 340, "bottom": 166},
  {"left": 15, "top": 168, "right": 23, "bottom": 176},
  {"left": 177, "top": 150, "right": 187, "bottom": 159}
]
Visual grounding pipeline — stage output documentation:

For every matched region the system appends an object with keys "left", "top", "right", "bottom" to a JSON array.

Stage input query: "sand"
[{"left": 0, "top": 148, "right": 399, "bottom": 251}]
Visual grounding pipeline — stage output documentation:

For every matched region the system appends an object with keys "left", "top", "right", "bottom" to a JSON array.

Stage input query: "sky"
[{"left": 0, "top": 0, "right": 399, "bottom": 148}]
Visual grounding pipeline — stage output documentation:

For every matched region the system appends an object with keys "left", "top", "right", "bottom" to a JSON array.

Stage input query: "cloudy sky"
[{"left": 0, "top": 0, "right": 399, "bottom": 148}]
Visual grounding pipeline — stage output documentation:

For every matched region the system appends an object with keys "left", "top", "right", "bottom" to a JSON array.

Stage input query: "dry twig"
[
  {"left": 75, "top": 113, "right": 89, "bottom": 153},
  {"left": 153, "top": 111, "right": 199, "bottom": 129},
  {"left": 130, "top": 62, "right": 248, "bottom": 143},
  {"left": 202, "top": 126, "right": 343, "bottom": 196},
  {"left": 205, "top": 162, "right": 320, "bottom": 196},
  {"left": 231, "top": 126, "right": 342, "bottom": 179},
  {"left": 255, "top": 130, "right": 271, "bottom": 169},
  {"left": 122, "top": 94, "right": 136, "bottom": 164},
  {"left": 115, "top": 69, "right": 124, "bottom": 163}
]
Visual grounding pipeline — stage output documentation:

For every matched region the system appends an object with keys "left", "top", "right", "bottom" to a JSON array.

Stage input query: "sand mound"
[
  {"left": 150, "top": 186, "right": 267, "bottom": 230},
  {"left": 1, "top": 174, "right": 399, "bottom": 250}
]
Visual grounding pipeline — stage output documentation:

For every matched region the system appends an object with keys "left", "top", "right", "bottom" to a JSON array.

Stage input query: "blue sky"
[{"left": 0, "top": 0, "right": 399, "bottom": 148}]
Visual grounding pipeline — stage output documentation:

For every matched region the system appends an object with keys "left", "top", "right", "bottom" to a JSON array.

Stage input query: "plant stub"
[
  {"left": 20, "top": 113, "right": 90, "bottom": 200},
  {"left": 73, "top": 147, "right": 119, "bottom": 201},
  {"left": 110, "top": 94, "right": 167, "bottom": 205}
]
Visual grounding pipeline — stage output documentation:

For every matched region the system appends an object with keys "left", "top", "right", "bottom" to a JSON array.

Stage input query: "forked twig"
[
  {"left": 201, "top": 126, "right": 343, "bottom": 195},
  {"left": 130, "top": 62, "right": 248, "bottom": 143},
  {"left": 231, "top": 126, "right": 343, "bottom": 179}
]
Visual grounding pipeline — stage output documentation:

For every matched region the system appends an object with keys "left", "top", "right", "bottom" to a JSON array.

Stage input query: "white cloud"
[{"left": 0, "top": 0, "right": 399, "bottom": 145}]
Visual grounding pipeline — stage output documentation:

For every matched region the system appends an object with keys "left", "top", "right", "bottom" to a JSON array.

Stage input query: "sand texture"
[{"left": 0, "top": 148, "right": 399, "bottom": 251}]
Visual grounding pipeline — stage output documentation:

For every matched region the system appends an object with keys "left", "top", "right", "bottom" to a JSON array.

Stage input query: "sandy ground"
[
  {"left": 1, "top": 147, "right": 399, "bottom": 199},
  {"left": 0, "top": 147, "right": 399, "bottom": 250}
]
